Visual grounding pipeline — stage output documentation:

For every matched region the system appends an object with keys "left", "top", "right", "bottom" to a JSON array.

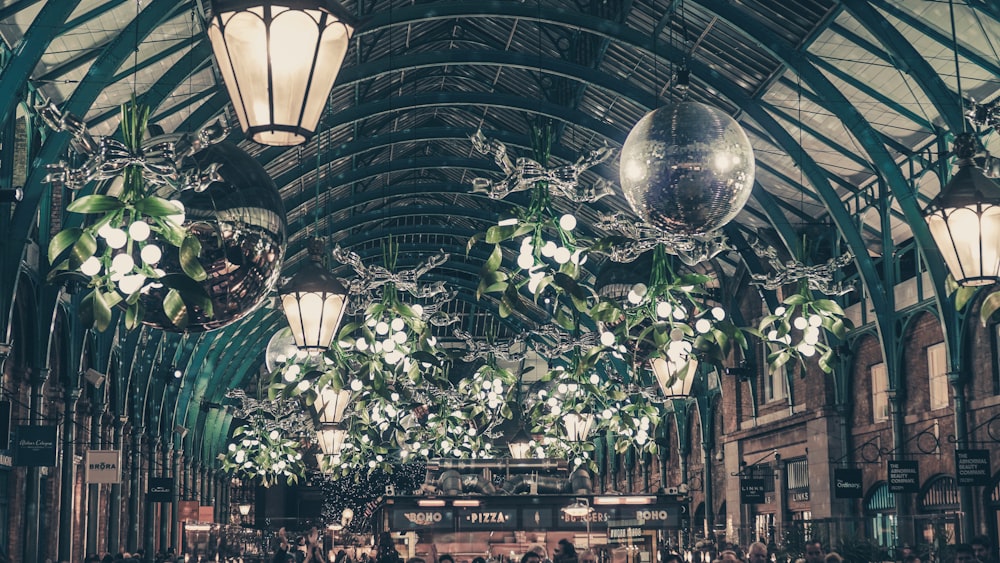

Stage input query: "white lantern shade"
[
  {"left": 923, "top": 134, "right": 1000, "bottom": 286},
  {"left": 208, "top": 0, "right": 354, "bottom": 146},
  {"left": 316, "top": 424, "right": 347, "bottom": 456},
  {"left": 507, "top": 427, "right": 533, "bottom": 459},
  {"left": 279, "top": 239, "right": 349, "bottom": 354},
  {"left": 651, "top": 356, "right": 698, "bottom": 397},
  {"left": 564, "top": 412, "right": 594, "bottom": 442},
  {"left": 315, "top": 387, "right": 351, "bottom": 424}
]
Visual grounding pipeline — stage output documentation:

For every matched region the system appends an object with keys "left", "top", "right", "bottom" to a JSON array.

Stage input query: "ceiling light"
[
  {"left": 924, "top": 132, "right": 1000, "bottom": 286},
  {"left": 278, "top": 238, "right": 349, "bottom": 354},
  {"left": 207, "top": 0, "right": 355, "bottom": 146}
]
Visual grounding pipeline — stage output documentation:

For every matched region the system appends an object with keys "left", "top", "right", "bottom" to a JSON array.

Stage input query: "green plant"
[
  {"left": 221, "top": 424, "right": 306, "bottom": 487},
  {"left": 754, "top": 288, "right": 851, "bottom": 374},
  {"left": 47, "top": 98, "right": 210, "bottom": 330}
]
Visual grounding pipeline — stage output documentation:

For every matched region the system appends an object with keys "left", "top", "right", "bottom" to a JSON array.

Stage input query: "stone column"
[
  {"left": 58, "top": 387, "right": 81, "bottom": 561},
  {"left": 160, "top": 445, "right": 170, "bottom": 551},
  {"left": 86, "top": 407, "right": 104, "bottom": 556},
  {"left": 109, "top": 417, "right": 124, "bottom": 554},
  {"left": 22, "top": 367, "right": 49, "bottom": 563},
  {"left": 127, "top": 427, "right": 143, "bottom": 553}
]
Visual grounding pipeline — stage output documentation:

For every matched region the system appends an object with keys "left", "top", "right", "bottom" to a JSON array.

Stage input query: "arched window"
[
  {"left": 917, "top": 475, "right": 959, "bottom": 545},
  {"left": 865, "top": 482, "right": 896, "bottom": 550}
]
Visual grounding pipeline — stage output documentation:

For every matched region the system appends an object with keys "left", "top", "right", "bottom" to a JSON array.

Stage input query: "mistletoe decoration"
[{"left": 45, "top": 98, "right": 219, "bottom": 330}]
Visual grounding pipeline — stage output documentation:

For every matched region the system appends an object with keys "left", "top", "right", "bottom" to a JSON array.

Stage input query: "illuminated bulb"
[
  {"left": 775, "top": 306, "right": 786, "bottom": 315},
  {"left": 571, "top": 249, "right": 586, "bottom": 265},
  {"left": 798, "top": 343, "right": 816, "bottom": 357},
  {"left": 296, "top": 379, "right": 310, "bottom": 391},
  {"left": 111, "top": 253, "right": 134, "bottom": 275},
  {"left": 809, "top": 314, "right": 823, "bottom": 327},
  {"left": 498, "top": 217, "right": 518, "bottom": 226},
  {"left": 600, "top": 331, "right": 616, "bottom": 347},
  {"left": 165, "top": 201, "right": 186, "bottom": 226},
  {"left": 559, "top": 214, "right": 577, "bottom": 231},
  {"left": 590, "top": 373, "right": 600, "bottom": 385},
  {"left": 98, "top": 224, "right": 115, "bottom": 239},
  {"left": 711, "top": 307, "right": 726, "bottom": 321},
  {"left": 517, "top": 254, "right": 534, "bottom": 269},
  {"left": 128, "top": 221, "right": 151, "bottom": 242},
  {"left": 793, "top": 316, "right": 808, "bottom": 330},
  {"left": 382, "top": 339, "right": 395, "bottom": 353},
  {"left": 140, "top": 244, "right": 162, "bottom": 265},
  {"left": 767, "top": 330, "right": 779, "bottom": 341},
  {"left": 541, "top": 241, "right": 557, "bottom": 257},
  {"left": 411, "top": 304, "right": 424, "bottom": 317},
  {"left": 375, "top": 321, "right": 389, "bottom": 335},
  {"left": 553, "top": 246, "right": 572, "bottom": 264},
  {"left": 392, "top": 331, "right": 407, "bottom": 344},
  {"left": 356, "top": 338, "right": 369, "bottom": 351},
  {"left": 695, "top": 318, "right": 712, "bottom": 333},
  {"left": 350, "top": 379, "right": 363, "bottom": 391},
  {"left": 104, "top": 228, "right": 127, "bottom": 249},
  {"left": 80, "top": 257, "right": 102, "bottom": 276},
  {"left": 117, "top": 274, "right": 146, "bottom": 295},
  {"left": 657, "top": 302, "right": 672, "bottom": 318},
  {"left": 669, "top": 327, "right": 685, "bottom": 341}
]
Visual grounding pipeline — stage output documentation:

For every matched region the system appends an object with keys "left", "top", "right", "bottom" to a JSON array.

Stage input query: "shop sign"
[
  {"left": 740, "top": 477, "right": 766, "bottom": 504},
  {"left": 391, "top": 508, "right": 453, "bottom": 531},
  {"left": 85, "top": 450, "right": 121, "bottom": 483},
  {"left": 14, "top": 425, "right": 57, "bottom": 466},
  {"left": 558, "top": 507, "right": 608, "bottom": 530},
  {"left": 148, "top": 477, "right": 174, "bottom": 502},
  {"left": 791, "top": 491, "right": 810, "bottom": 502},
  {"left": 833, "top": 468, "right": 863, "bottom": 499},
  {"left": 458, "top": 507, "right": 517, "bottom": 530},
  {"left": 955, "top": 449, "right": 991, "bottom": 486},
  {"left": 887, "top": 460, "right": 919, "bottom": 493},
  {"left": 607, "top": 527, "right": 644, "bottom": 544},
  {"left": 521, "top": 507, "right": 553, "bottom": 529},
  {"left": 0, "top": 454, "right": 11, "bottom": 468}
]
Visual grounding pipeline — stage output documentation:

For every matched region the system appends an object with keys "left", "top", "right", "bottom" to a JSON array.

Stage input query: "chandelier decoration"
[
  {"left": 332, "top": 246, "right": 451, "bottom": 316},
  {"left": 596, "top": 212, "right": 732, "bottom": 265},
  {"left": 453, "top": 329, "right": 525, "bottom": 363},
  {"left": 225, "top": 388, "right": 315, "bottom": 437},
  {"left": 470, "top": 130, "right": 616, "bottom": 203},
  {"left": 38, "top": 99, "right": 228, "bottom": 193},
  {"left": 748, "top": 238, "right": 855, "bottom": 296}
]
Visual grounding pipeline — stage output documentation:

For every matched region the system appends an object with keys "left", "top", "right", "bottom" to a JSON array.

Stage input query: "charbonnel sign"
[
  {"left": 14, "top": 425, "right": 57, "bottom": 467},
  {"left": 833, "top": 468, "right": 863, "bottom": 499}
]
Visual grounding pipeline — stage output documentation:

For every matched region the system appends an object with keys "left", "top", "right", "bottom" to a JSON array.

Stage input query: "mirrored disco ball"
[
  {"left": 619, "top": 101, "right": 755, "bottom": 235},
  {"left": 265, "top": 327, "right": 325, "bottom": 373},
  {"left": 142, "top": 140, "right": 286, "bottom": 332}
]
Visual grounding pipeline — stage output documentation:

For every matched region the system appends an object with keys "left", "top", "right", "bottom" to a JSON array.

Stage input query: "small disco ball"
[
  {"left": 141, "top": 140, "right": 286, "bottom": 332},
  {"left": 619, "top": 100, "right": 755, "bottom": 235},
  {"left": 265, "top": 327, "right": 325, "bottom": 373}
]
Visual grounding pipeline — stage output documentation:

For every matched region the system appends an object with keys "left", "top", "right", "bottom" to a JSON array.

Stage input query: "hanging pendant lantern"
[
  {"left": 314, "top": 387, "right": 351, "bottom": 424},
  {"left": 207, "top": 0, "right": 355, "bottom": 146},
  {"left": 316, "top": 423, "right": 347, "bottom": 456},
  {"left": 563, "top": 412, "right": 595, "bottom": 443},
  {"left": 278, "top": 238, "right": 349, "bottom": 354},
  {"left": 507, "top": 427, "right": 533, "bottom": 459},
  {"left": 924, "top": 133, "right": 1000, "bottom": 287},
  {"left": 651, "top": 356, "right": 698, "bottom": 398}
]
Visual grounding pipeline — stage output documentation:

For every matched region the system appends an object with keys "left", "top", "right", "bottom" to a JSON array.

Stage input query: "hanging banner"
[
  {"left": 14, "top": 425, "right": 57, "bottom": 466},
  {"left": 85, "top": 450, "right": 121, "bottom": 483},
  {"left": 740, "top": 477, "right": 766, "bottom": 504},
  {"left": 888, "top": 460, "right": 919, "bottom": 493},
  {"left": 955, "top": 449, "right": 991, "bottom": 486},
  {"left": 148, "top": 477, "right": 174, "bottom": 502},
  {"left": 833, "top": 468, "right": 864, "bottom": 498}
]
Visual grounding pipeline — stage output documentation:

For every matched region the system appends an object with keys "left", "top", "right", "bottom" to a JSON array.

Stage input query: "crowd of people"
[{"left": 669, "top": 536, "right": 997, "bottom": 563}]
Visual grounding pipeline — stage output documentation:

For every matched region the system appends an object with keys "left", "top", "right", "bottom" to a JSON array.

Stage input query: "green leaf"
[
  {"left": 155, "top": 220, "right": 187, "bottom": 247},
  {"left": 163, "top": 289, "right": 190, "bottom": 330},
  {"left": 981, "top": 290, "right": 1000, "bottom": 325},
  {"left": 48, "top": 228, "right": 84, "bottom": 264},
  {"left": 134, "top": 196, "right": 183, "bottom": 217},
  {"left": 955, "top": 286, "right": 977, "bottom": 311},
  {"left": 92, "top": 290, "right": 113, "bottom": 332},
  {"left": 783, "top": 293, "right": 809, "bottom": 306},
  {"left": 811, "top": 299, "right": 845, "bottom": 316},
  {"left": 65, "top": 194, "right": 125, "bottom": 214},
  {"left": 179, "top": 235, "right": 207, "bottom": 281},
  {"left": 591, "top": 299, "right": 624, "bottom": 323},
  {"left": 483, "top": 244, "right": 503, "bottom": 273},
  {"left": 818, "top": 349, "right": 834, "bottom": 373},
  {"left": 67, "top": 231, "right": 98, "bottom": 270},
  {"left": 771, "top": 350, "right": 792, "bottom": 370},
  {"left": 125, "top": 302, "right": 141, "bottom": 331},
  {"left": 831, "top": 318, "right": 847, "bottom": 340}
]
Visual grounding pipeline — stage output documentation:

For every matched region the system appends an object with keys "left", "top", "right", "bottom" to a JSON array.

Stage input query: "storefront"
[
  {"left": 376, "top": 495, "right": 687, "bottom": 563},
  {"left": 864, "top": 482, "right": 896, "bottom": 551}
]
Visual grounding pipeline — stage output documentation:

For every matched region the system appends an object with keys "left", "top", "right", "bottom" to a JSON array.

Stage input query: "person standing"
[
  {"left": 972, "top": 536, "right": 996, "bottom": 563},
  {"left": 554, "top": 540, "right": 578, "bottom": 563},
  {"left": 804, "top": 541, "right": 825, "bottom": 563},
  {"left": 746, "top": 542, "right": 767, "bottom": 563}
]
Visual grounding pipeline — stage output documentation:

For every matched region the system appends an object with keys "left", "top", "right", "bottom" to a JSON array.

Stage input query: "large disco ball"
[
  {"left": 619, "top": 101, "right": 755, "bottom": 235},
  {"left": 141, "top": 140, "right": 286, "bottom": 332}
]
